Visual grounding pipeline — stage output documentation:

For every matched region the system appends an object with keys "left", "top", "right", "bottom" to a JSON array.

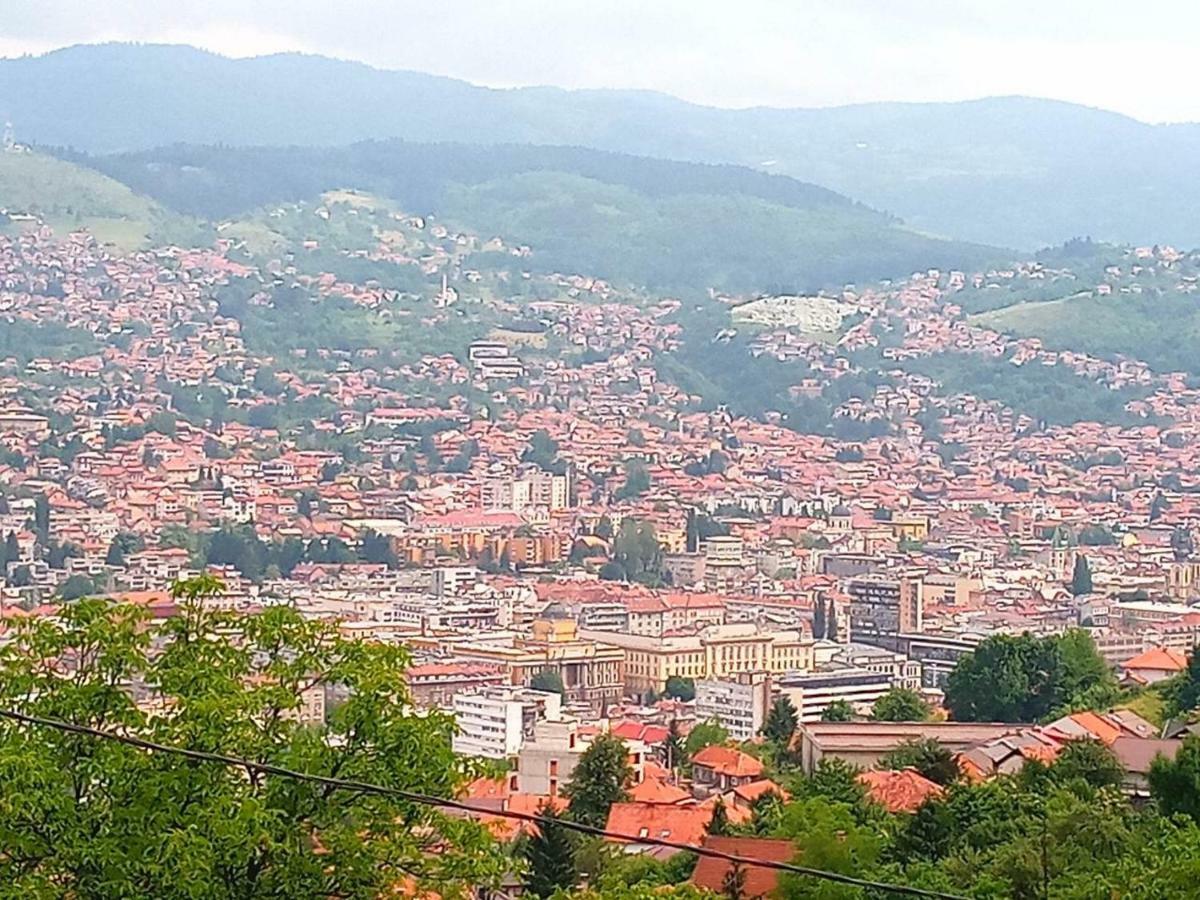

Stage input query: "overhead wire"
[{"left": 0, "top": 707, "right": 967, "bottom": 899}]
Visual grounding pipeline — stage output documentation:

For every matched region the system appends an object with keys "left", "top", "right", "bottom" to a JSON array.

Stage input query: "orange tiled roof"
[
  {"left": 690, "top": 836, "right": 795, "bottom": 897},
  {"left": 731, "top": 778, "right": 789, "bottom": 805},
  {"left": 628, "top": 777, "right": 691, "bottom": 805},
  {"left": 1121, "top": 647, "right": 1188, "bottom": 672},
  {"left": 605, "top": 802, "right": 711, "bottom": 847},
  {"left": 1062, "top": 711, "right": 1121, "bottom": 746},
  {"left": 857, "top": 768, "right": 944, "bottom": 813},
  {"left": 691, "top": 745, "right": 764, "bottom": 779}
]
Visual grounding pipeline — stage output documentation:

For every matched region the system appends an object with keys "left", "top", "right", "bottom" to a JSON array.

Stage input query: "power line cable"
[{"left": 0, "top": 707, "right": 966, "bottom": 900}]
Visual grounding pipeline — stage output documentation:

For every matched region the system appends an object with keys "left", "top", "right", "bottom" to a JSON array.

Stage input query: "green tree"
[
  {"left": 664, "top": 675, "right": 695, "bottom": 702},
  {"left": 590, "top": 849, "right": 698, "bottom": 893},
  {"left": 871, "top": 687, "right": 931, "bottom": 722},
  {"left": 1051, "top": 738, "right": 1125, "bottom": 789},
  {"left": 721, "top": 860, "right": 746, "bottom": 899},
  {"left": 707, "top": 796, "right": 731, "bottom": 836},
  {"left": 564, "top": 733, "right": 632, "bottom": 828},
  {"left": 4, "top": 531, "right": 18, "bottom": 562},
  {"left": 801, "top": 758, "right": 867, "bottom": 808},
  {"left": 105, "top": 532, "right": 144, "bottom": 567},
  {"left": 520, "top": 802, "right": 579, "bottom": 898},
  {"left": 665, "top": 719, "right": 688, "bottom": 771},
  {"left": 530, "top": 669, "right": 565, "bottom": 695},
  {"left": 1150, "top": 733, "right": 1200, "bottom": 822},
  {"left": 945, "top": 632, "right": 1066, "bottom": 722},
  {"left": 1071, "top": 554, "right": 1094, "bottom": 595},
  {"left": 56, "top": 574, "right": 96, "bottom": 601},
  {"left": 820, "top": 700, "right": 854, "bottom": 722},
  {"left": 32, "top": 493, "right": 49, "bottom": 543},
  {"left": 0, "top": 575, "right": 505, "bottom": 896},
  {"left": 602, "top": 519, "right": 666, "bottom": 587},
  {"left": 615, "top": 459, "right": 652, "bottom": 500},
  {"left": 1164, "top": 646, "right": 1200, "bottom": 717},
  {"left": 747, "top": 789, "right": 786, "bottom": 836},
  {"left": 685, "top": 720, "right": 729, "bottom": 757},
  {"left": 775, "top": 798, "right": 884, "bottom": 899},
  {"left": 522, "top": 429, "right": 561, "bottom": 471},
  {"left": 1056, "top": 628, "right": 1118, "bottom": 710},
  {"left": 825, "top": 599, "right": 840, "bottom": 642},
  {"left": 762, "top": 695, "right": 799, "bottom": 747},
  {"left": 879, "top": 738, "right": 960, "bottom": 786},
  {"left": 358, "top": 528, "right": 398, "bottom": 567},
  {"left": 811, "top": 598, "right": 827, "bottom": 640}
]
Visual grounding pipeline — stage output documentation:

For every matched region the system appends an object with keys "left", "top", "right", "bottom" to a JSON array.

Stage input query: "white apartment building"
[
  {"left": 775, "top": 666, "right": 893, "bottom": 722},
  {"left": 451, "top": 687, "right": 562, "bottom": 760},
  {"left": 694, "top": 671, "right": 773, "bottom": 742},
  {"left": 481, "top": 468, "right": 571, "bottom": 513}
]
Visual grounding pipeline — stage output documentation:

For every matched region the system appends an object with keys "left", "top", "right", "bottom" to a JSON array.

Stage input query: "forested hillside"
[{"left": 72, "top": 141, "right": 1000, "bottom": 293}]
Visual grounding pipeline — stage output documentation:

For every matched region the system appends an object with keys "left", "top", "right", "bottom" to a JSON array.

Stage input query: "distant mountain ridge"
[{"left": 4, "top": 43, "right": 1200, "bottom": 248}]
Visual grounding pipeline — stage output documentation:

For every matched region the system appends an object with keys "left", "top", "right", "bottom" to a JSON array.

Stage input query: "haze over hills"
[{"left": 4, "top": 43, "right": 1200, "bottom": 249}]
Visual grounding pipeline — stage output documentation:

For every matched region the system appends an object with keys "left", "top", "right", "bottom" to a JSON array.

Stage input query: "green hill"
[
  {"left": 961, "top": 243, "right": 1200, "bottom": 375},
  {"left": 74, "top": 141, "right": 1001, "bottom": 293},
  {"left": 438, "top": 171, "right": 994, "bottom": 292},
  {"left": 0, "top": 150, "right": 206, "bottom": 249}
]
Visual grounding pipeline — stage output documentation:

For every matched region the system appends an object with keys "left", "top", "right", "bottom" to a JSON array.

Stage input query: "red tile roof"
[
  {"left": 731, "top": 778, "right": 789, "bottom": 806},
  {"left": 857, "top": 768, "right": 944, "bottom": 813},
  {"left": 628, "top": 777, "right": 691, "bottom": 805},
  {"left": 1121, "top": 647, "right": 1188, "bottom": 672},
  {"left": 690, "top": 836, "right": 795, "bottom": 898},
  {"left": 605, "top": 802, "right": 712, "bottom": 848},
  {"left": 691, "top": 745, "right": 764, "bottom": 779}
]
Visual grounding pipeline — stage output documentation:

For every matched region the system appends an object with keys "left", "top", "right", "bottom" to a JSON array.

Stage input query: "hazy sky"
[{"left": 3, "top": 0, "right": 1199, "bottom": 122}]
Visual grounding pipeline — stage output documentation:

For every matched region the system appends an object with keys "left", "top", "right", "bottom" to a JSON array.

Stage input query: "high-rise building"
[
  {"left": 846, "top": 572, "right": 924, "bottom": 645},
  {"left": 451, "top": 687, "right": 562, "bottom": 760},
  {"left": 694, "top": 671, "right": 773, "bottom": 741}
]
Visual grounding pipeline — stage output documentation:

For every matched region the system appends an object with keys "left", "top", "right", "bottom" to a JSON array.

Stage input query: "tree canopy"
[
  {"left": 871, "top": 688, "right": 931, "bottom": 723},
  {"left": 0, "top": 575, "right": 504, "bottom": 896},
  {"left": 944, "top": 630, "right": 1114, "bottom": 722},
  {"left": 563, "top": 733, "right": 632, "bottom": 829}
]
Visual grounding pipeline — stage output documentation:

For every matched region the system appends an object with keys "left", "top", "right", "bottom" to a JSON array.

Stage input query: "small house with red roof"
[
  {"left": 604, "top": 802, "right": 713, "bottom": 859},
  {"left": 690, "top": 745, "right": 764, "bottom": 794},
  {"left": 1119, "top": 647, "right": 1188, "bottom": 686}
]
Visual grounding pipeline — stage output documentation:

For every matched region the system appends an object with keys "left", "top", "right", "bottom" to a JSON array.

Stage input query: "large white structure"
[
  {"left": 451, "top": 687, "right": 562, "bottom": 760},
  {"left": 694, "top": 671, "right": 773, "bottom": 742},
  {"left": 775, "top": 666, "right": 893, "bottom": 722},
  {"left": 481, "top": 467, "right": 571, "bottom": 513}
]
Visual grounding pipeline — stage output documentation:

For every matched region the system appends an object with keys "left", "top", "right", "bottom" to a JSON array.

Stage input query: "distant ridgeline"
[
  {"left": 5, "top": 44, "right": 1200, "bottom": 248},
  {"left": 59, "top": 140, "right": 1001, "bottom": 294}
]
